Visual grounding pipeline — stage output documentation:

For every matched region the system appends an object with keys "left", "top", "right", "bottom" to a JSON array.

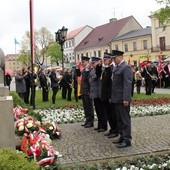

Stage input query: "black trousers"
[
  {"left": 67, "top": 87, "right": 72, "bottom": 101},
  {"left": 52, "top": 87, "right": 59, "bottom": 104},
  {"left": 62, "top": 86, "right": 67, "bottom": 99},
  {"left": 145, "top": 78, "right": 152, "bottom": 95},
  {"left": 93, "top": 98, "right": 107, "bottom": 129},
  {"left": 103, "top": 100, "right": 118, "bottom": 134},
  {"left": 42, "top": 87, "right": 49, "bottom": 101},
  {"left": 115, "top": 103, "right": 131, "bottom": 141},
  {"left": 82, "top": 94, "right": 94, "bottom": 126},
  {"left": 74, "top": 87, "right": 78, "bottom": 102},
  {"left": 24, "top": 85, "right": 30, "bottom": 104}
]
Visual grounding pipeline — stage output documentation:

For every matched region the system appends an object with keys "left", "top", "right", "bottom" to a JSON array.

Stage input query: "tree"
[
  {"left": 155, "top": 0, "right": 170, "bottom": 28},
  {"left": 19, "top": 27, "right": 54, "bottom": 68},
  {"left": 46, "top": 42, "right": 62, "bottom": 66}
]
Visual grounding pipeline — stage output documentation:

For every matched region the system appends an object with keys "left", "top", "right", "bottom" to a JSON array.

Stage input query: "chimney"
[{"left": 109, "top": 18, "right": 117, "bottom": 23}]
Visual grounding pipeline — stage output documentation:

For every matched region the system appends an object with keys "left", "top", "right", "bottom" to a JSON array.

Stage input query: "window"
[
  {"left": 86, "top": 53, "right": 88, "bottom": 57},
  {"left": 159, "top": 37, "right": 166, "bottom": 51},
  {"left": 115, "top": 45, "right": 118, "bottom": 50},
  {"left": 105, "top": 49, "right": 108, "bottom": 53},
  {"left": 98, "top": 50, "right": 101, "bottom": 57},
  {"left": 69, "top": 41, "right": 71, "bottom": 47},
  {"left": 72, "top": 40, "right": 74, "bottom": 46},
  {"left": 133, "top": 42, "right": 137, "bottom": 51},
  {"left": 124, "top": 44, "right": 128, "bottom": 52},
  {"left": 143, "top": 40, "right": 148, "bottom": 50},
  {"left": 93, "top": 51, "right": 96, "bottom": 56},
  {"left": 77, "top": 54, "right": 80, "bottom": 60}
]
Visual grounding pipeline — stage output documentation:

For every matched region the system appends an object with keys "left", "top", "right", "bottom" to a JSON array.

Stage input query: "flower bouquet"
[
  {"left": 20, "top": 131, "right": 62, "bottom": 168},
  {"left": 41, "top": 121, "right": 62, "bottom": 140},
  {"left": 15, "top": 116, "right": 40, "bottom": 136},
  {"left": 13, "top": 106, "right": 28, "bottom": 120}
]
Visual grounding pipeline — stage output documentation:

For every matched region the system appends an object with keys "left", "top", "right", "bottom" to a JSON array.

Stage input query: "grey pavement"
[{"left": 54, "top": 114, "right": 170, "bottom": 165}]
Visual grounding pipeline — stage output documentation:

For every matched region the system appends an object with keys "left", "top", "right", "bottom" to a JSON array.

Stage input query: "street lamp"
[{"left": 55, "top": 26, "right": 68, "bottom": 70}]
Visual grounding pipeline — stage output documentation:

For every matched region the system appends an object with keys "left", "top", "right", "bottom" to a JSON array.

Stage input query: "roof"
[
  {"left": 5, "top": 54, "right": 18, "bottom": 61},
  {"left": 66, "top": 26, "right": 86, "bottom": 39},
  {"left": 75, "top": 16, "right": 133, "bottom": 50},
  {"left": 113, "top": 27, "right": 151, "bottom": 41}
]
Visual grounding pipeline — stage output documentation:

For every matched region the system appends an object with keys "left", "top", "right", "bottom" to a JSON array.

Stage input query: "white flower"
[
  {"left": 122, "top": 167, "right": 127, "bottom": 170},
  {"left": 18, "top": 125, "right": 24, "bottom": 131},
  {"left": 26, "top": 122, "right": 33, "bottom": 128},
  {"left": 49, "top": 126, "right": 54, "bottom": 130},
  {"left": 18, "top": 121, "right": 24, "bottom": 127}
]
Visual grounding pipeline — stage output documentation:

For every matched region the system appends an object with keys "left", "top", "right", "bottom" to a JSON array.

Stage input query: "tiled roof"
[
  {"left": 66, "top": 26, "right": 86, "bottom": 39},
  {"left": 75, "top": 16, "right": 132, "bottom": 50},
  {"left": 113, "top": 27, "right": 151, "bottom": 41},
  {"left": 5, "top": 54, "right": 18, "bottom": 61}
]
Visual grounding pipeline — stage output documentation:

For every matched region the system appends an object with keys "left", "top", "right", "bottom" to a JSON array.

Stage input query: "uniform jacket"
[
  {"left": 111, "top": 61, "right": 133, "bottom": 103},
  {"left": 89, "top": 68, "right": 99, "bottom": 99},
  {"left": 76, "top": 67, "right": 90, "bottom": 95},
  {"left": 96, "top": 65, "right": 112, "bottom": 100},
  {"left": 39, "top": 73, "right": 48, "bottom": 89}
]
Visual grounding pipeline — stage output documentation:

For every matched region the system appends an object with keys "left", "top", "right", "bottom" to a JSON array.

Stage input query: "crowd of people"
[{"left": 11, "top": 50, "right": 170, "bottom": 148}]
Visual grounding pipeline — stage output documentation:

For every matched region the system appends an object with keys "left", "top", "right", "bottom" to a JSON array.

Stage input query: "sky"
[{"left": 0, "top": 0, "right": 165, "bottom": 55}]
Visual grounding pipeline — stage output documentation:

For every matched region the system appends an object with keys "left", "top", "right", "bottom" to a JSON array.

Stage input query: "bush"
[
  {"left": 0, "top": 148, "right": 40, "bottom": 170},
  {"left": 9, "top": 91, "right": 26, "bottom": 107}
]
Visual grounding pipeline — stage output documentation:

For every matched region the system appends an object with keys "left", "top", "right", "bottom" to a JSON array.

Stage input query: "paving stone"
[{"left": 53, "top": 114, "right": 170, "bottom": 165}]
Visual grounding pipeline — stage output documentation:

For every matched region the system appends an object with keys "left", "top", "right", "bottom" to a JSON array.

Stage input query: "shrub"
[
  {"left": 9, "top": 91, "right": 26, "bottom": 107},
  {"left": 0, "top": 148, "right": 40, "bottom": 170}
]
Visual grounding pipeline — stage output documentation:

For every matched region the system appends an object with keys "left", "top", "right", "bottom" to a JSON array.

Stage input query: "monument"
[{"left": 0, "top": 48, "right": 15, "bottom": 149}]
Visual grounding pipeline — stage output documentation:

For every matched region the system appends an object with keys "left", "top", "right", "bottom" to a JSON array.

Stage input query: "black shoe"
[
  {"left": 108, "top": 133, "right": 119, "bottom": 138},
  {"left": 94, "top": 127, "right": 100, "bottom": 131},
  {"left": 97, "top": 128, "right": 107, "bottom": 132},
  {"left": 116, "top": 141, "right": 131, "bottom": 148},
  {"left": 113, "top": 138, "right": 123, "bottom": 144},
  {"left": 85, "top": 124, "right": 93, "bottom": 128},
  {"left": 81, "top": 123, "right": 87, "bottom": 126},
  {"left": 104, "top": 132, "right": 112, "bottom": 136}
]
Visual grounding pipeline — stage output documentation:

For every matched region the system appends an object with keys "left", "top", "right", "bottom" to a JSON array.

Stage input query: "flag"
[
  {"left": 157, "top": 54, "right": 163, "bottom": 73},
  {"left": 14, "top": 38, "right": 20, "bottom": 45}
]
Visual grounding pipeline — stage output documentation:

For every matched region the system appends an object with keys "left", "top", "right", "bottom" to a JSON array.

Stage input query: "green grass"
[
  {"left": 29, "top": 89, "right": 82, "bottom": 109},
  {"left": 11, "top": 89, "right": 170, "bottom": 109}
]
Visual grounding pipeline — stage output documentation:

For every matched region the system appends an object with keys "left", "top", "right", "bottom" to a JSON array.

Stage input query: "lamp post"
[{"left": 55, "top": 26, "right": 68, "bottom": 71}]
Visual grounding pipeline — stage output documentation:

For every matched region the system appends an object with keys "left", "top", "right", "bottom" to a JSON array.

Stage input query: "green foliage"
[
  {"left": 9, "top": 91, "right": 26, "bottom": 107},
  {"left": 0, "top": 148, "right": 39, "bottom": 170},
  {"left": 46, "top": 43, "right": 62, "bottom": 65},
  {"left": 28, "top": 109, "right": 42, "bottom": 122},
  {"left": 108, "top": 160, "right": 116, "bottom": 170}
]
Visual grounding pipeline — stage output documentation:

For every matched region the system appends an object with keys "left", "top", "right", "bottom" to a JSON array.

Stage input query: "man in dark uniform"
[
  {"left": 111, "top": 50, "right": 133, "bottom": 148},
  {"left": 96, "top": 53, "right": 118, "bottom": 138},
  {"left": 76, "top": 56, "right": 94, "bottom": 128},
  {"left": 141, "top": 62, "right": 153, "bottom": 95},
  {"left": 39, "top": 69, "right": 49, "bottom": 102},
  {"left": 89, "top": 56, "right": 107, "bottom": 132}
]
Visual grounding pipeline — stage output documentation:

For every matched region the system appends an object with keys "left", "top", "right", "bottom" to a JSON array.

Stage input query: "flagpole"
[{"left": 30, "top": 0, "right": 35, "bottom": 109}]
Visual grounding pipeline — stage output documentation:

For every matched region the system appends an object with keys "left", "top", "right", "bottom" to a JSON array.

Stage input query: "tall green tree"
[
  {"left": 46, "top": 42, "right": 62, "bottom": 66},
  {"left": 18, "top": 27, "right": 54, "bottom": 67},
  {"left": 155, "top": 0, "right": 170, "bottom": 28}
]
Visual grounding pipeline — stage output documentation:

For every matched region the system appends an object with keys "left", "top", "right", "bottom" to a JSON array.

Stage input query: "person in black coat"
[
  {"left": 72, "top": 66, "right": 78, "bottom": 102},
  {"left": 39, "top": 69, "right": 49, "bottom": 102},
  {"left": 76, "top": 56, "right": 94, "bottom": 128},
  {"left": 49, "top": 68, "right": 61, "bottom": 104},
  {"left": 96, "top": 53, "right": 118, "bottom": 138},
  {"left": 65, "top": 68, "right": 73, "bottom": 101},
  {"left": 111, "top": 50, "right": 133, "bottom": 148},
  {"left": 5, "top": 73, "right": 12, "bottom": 90}
]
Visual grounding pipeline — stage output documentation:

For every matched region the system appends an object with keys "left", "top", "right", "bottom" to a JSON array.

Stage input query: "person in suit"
[
  {"left": 111, "top": 50, "right": 133, "bottom": 148},
  {"left": 96, "top": 53, "right": 118, "bottom": 138},
  {"left": 65, "top": 68, "right": 73, "bottom": 101},
  {"left": 15, "top": 70, "right": 27, "bottom": 100},
  {"left": 150, "top": 62, "right": 158, "bottom": 93},
  {"left": 76, "top": 56, "right": 94, "bottom": 128},
  {"left": 5, "top": 73, "right": 12, "bottom": 90},
  {"left": 49, "top": 68, "right": 61, "bottom": 104},
  {"left": 141, "top": 62, "right": 153, "bottom": 95},
  {"left": 72, "top": 66, "right": 78, "bottom": 102},
  {"left": 89, "top": 56, "right": 107, "bottom": 132},
  {"left": 163, "top": 61, "right": 170, "bottom": 88},
  {"left": 39, "top": 69, "right": 49, "bottom": 102}
]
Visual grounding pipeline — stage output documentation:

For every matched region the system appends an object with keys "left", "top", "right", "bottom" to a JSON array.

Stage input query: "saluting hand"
[{"left": 123, "top": 100, "right": 129, "bottom": 107}]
